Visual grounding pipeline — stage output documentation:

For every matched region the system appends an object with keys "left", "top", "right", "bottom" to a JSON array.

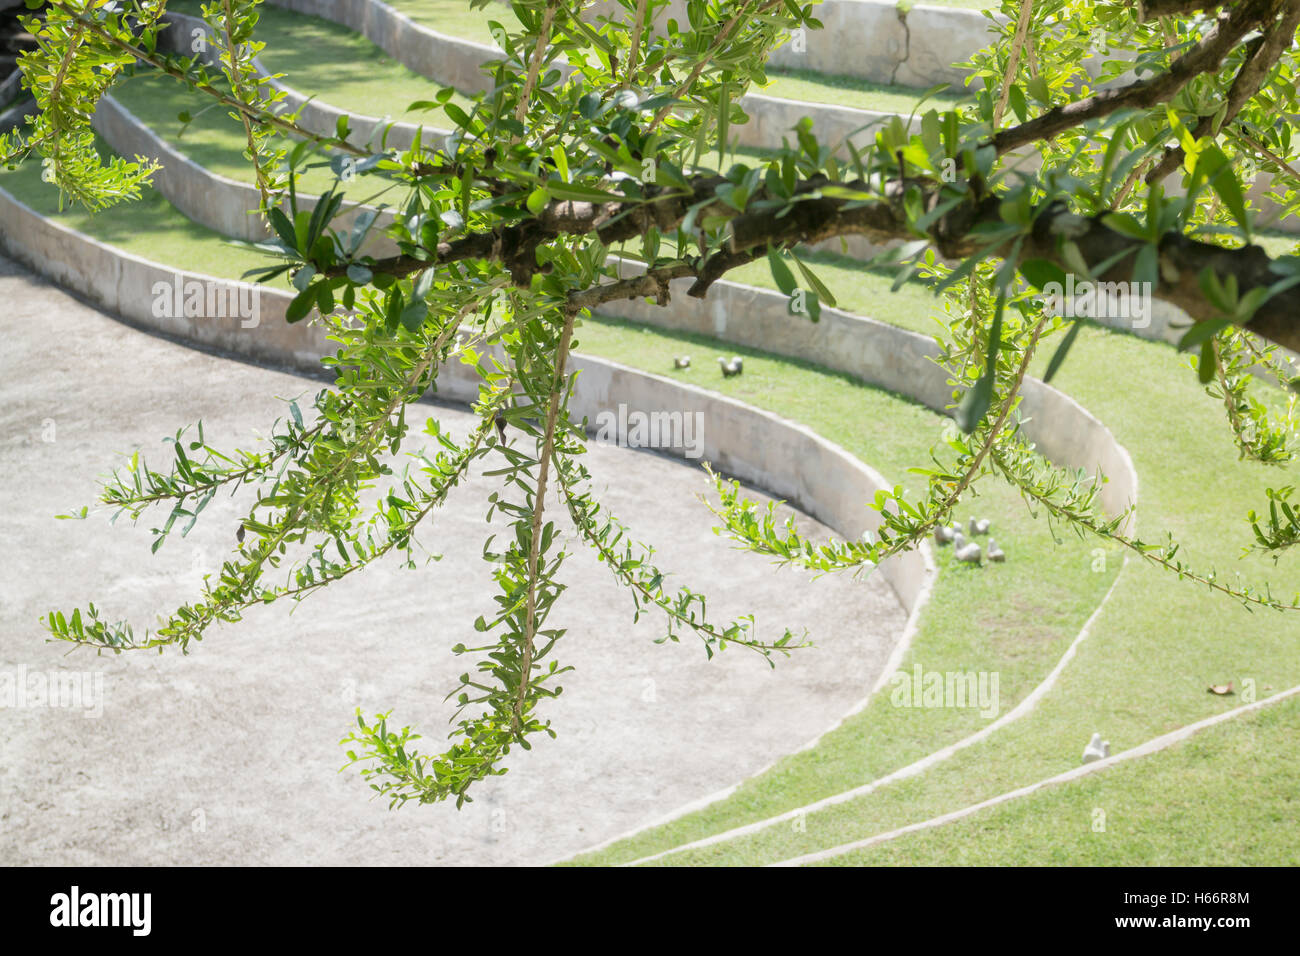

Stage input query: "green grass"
[
  {"left": 0, "top": 148, "right": 272, "bottom": 281},
  {"left": 109, "top": 72, "right": 358, "bottom": 199},
  {"left": 172, "top": 0, "right": 474, "bottom": 117},
  {"left": 825, "top": 693, "right": 1300, "bottom": 865},
  {"left": 761, "top": 69, "right": 968, "bottom": 114},
  {"left": 382, "top": 0, "right": 523, "bottom": 42}
]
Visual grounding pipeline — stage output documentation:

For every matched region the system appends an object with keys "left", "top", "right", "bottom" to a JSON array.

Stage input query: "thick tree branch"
[
  {"left": 326, "top": 175, "right": 731, "bottom": 283},
  {"left": 331, "top": 169, "right": 1300, "bottom": 353},
  {"left": 1136, "top": 0, "right": 1230, "bottom": 20},
  {"left": 1145, "top": 0, "right": 1299, "bottom": 183},
  {"left": 992, "top": 0, "right": 1269, "bottom": 154}
]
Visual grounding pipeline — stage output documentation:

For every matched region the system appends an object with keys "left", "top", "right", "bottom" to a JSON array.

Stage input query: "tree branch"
[
  {"left": 992, "top": 0, "right": 1270, "bottom": 154},
  {"left": 993, "top": 0, "right": 1035, "bottom": 129},
  {"left": 1136, "top": 0, "right": 1230, "bottom": 20},
  {"left": 1144, "top": 0, "right": 1299, "bottom": 184},
  {"left": 513, "top": 307, "right": 575, "bottom": 733}
]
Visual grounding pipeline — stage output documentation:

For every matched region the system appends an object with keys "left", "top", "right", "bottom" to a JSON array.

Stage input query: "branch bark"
[
  {"left": 1145, "top": 0, "right": 1300, "bottom": 184},
  {"left": 333, "top": 168, "right": 1300, "bottom": 352},
  {"left": 992, "top": 0, "right": 1270, "bottom": 155}
]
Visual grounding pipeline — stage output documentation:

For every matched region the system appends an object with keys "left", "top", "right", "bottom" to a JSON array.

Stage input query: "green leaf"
[
  {"left": 545, "top": 181, "right": 618, "bottom": 204},
  {"left": 788, "top": 249, "right": 838, "bottom": 307},
  {"left": 1197, "top": 267, "right": 1236, "bottom": 316},
  {"left": 1101, "top": 212, "right": 1151, "bottom": 242},
  {"left": 1026, "top": 75, "right": 1051, "bottom": 105},
  {"left": 1177, "top": 317, "right": 1232, "bottom": 352},
  {"left": 1195, "top": 144, "right": 1251, "bottom": 238},
  {"left": 267, "top": 207, "right": 299, "bottom": 252},
  {"left": 526, "top": 185, "right": 550, "bottom": 215},
  {"left": 1018, "top": 259, "right": 1068, "bottom": 292},
  {"left": 400, "top": 299, "right": 428, "bottom": 332},
  {"left": 1209, "top": 161, "right": 1251, "bottom": 239},
  {"left": 983, "top": 291, "right": 1005, "bottom": 378},
  {"left": 803, "top": 290, "right": 821, "bottom": 323},
  {"left": 1043, "top": 321, "right": 1082, "bottom": 383},
  {"left": 1198, "top": 338, "right": 1216, "bottom": 384},
  {"left": 285, "top": 286, "right": 316, "bottom": 324},
  {"left": 955, "top": 372, "right": 994, "bottom": 433},
  {"left": 443, "top": 102, "right": 476, "bottom": 130},
  {"left": 767, "top": 246, "right": 798, "bottom": 296},
  {"left": 1007, "top": 84, "right": 1028, "bottom": 124},
  {"left": 1132, "top": 243, "right": 1159, "bottom": 290}
]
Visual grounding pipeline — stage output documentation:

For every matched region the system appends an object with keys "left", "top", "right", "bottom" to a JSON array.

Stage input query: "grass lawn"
[
  {"left": 823, "top": 691, "right": 1300, "bottom": 865},
  {"left": 171, "top": 0, "right": 474, "bottom": 117},
  {"left": 761, "top": 69, "right": 968, "bottom": 115},
  {"left": 108, "top": 73, "right": 362, "bottom": 199},
  {"left": 0, "top": 152, "right": 273, "bottom": 281},
  {"left": 383, "top": 0, "right": 523, "bottom": 41}
]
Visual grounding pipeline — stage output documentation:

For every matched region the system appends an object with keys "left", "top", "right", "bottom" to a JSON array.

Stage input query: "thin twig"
[
  {"left": 514, "top": 0, "right": 559, "bottom": 130},
  {"left": 513, "top": 307, "right": 576, "bottom": 732},
  {"left": 993, "top": 0, "right": 1035, "bottom": 128}
]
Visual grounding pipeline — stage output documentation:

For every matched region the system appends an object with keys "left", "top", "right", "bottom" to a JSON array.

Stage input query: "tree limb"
[
  {"left": 992, "top": 0, "right": 1270, "bottom": 154},
  {"left": 1144, "top": 0, "right": 1300, "bottom": 184}
]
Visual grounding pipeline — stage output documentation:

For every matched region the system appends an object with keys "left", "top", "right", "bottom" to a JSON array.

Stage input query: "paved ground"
[{"left": 0, "top": 254, "right": 907, "bottom": 865}]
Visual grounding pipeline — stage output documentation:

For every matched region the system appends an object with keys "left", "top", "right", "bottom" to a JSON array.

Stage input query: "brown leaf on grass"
[{"left": 1207, "top": 682, "right": 1234, "bottom": 696}]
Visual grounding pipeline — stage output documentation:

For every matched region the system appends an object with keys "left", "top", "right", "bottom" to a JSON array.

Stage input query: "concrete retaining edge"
[
  {"left": 90, "top": 94, "right": 399, "bottom": 254},
  {"left": 576, "top": 0, "right": 999, "bottom": 88},
  {"left": 158, "top": 11, "right": 438, "bottom": 154}
]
